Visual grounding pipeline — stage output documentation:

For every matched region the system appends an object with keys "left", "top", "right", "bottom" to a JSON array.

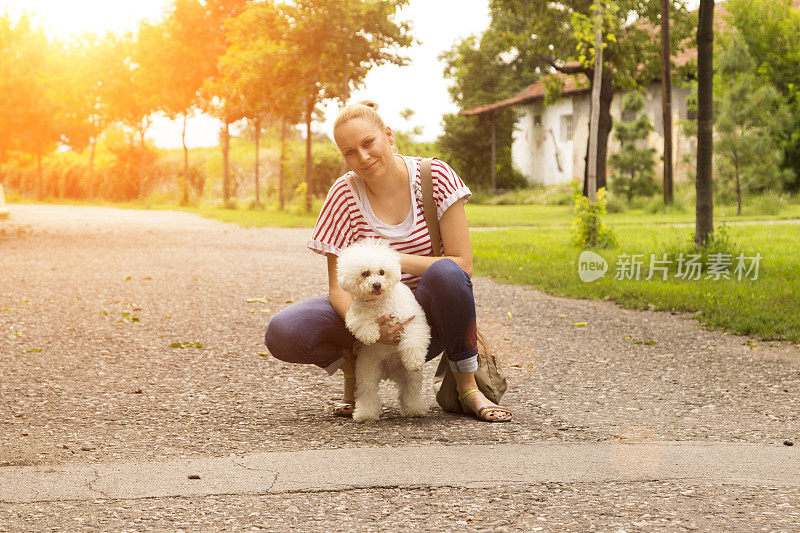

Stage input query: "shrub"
[{"left": 571, "top": 187, "right": 617, "bottom": 248}]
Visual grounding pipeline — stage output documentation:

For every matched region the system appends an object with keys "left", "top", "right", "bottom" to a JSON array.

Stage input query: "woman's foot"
[
  {"left": 332, "top": 400, "right": 355, "bottom": 417},
  {"left": 458, "top": 388, "right": 512, "bottom": 422},
  {"left": 333, "top": 350, "right": 357, "bottom": 417}
]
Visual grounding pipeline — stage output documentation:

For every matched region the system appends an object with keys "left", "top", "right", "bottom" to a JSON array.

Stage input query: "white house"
[{"left": 462, "top": 69, "right": 695, "bottom": 187}]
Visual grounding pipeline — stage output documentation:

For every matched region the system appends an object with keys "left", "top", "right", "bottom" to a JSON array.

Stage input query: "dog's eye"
[
  {"left": 379, "top": 269, "right": 384, "bottom": 275},
  {"left": 361, "top": 271, "right": 370, "bottom": 277}
]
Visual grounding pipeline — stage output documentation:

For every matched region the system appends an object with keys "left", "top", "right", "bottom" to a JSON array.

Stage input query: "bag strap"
[{"left": 420, "top": 158, "right": 443, "bottom": 257}]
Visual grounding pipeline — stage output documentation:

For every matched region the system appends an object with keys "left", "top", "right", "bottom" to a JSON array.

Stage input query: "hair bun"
[{"left": 357, "top": 100, "right": 379, "bottom": 111}]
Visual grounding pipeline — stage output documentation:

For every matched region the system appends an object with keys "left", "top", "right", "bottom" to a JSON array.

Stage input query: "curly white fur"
[{"left": 337, "top": 239, "right": 430, "bottom": 422}]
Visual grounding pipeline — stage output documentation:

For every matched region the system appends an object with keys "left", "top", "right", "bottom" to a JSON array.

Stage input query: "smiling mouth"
[{"left": 362, "top": 160, "right": 378, "bottom": 171}]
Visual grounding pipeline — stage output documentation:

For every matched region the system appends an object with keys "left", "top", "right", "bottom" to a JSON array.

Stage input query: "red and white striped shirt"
[{"left": 308, "top": 155, "right": 472, "bottom": 289}]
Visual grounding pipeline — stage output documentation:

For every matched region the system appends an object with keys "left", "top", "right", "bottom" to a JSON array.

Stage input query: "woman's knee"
[
  {"left": 421, "top": 258, "right": 473, "bottom": 296},
  {"left": 264, "top": 312, "right": 297, "bottom": 362}
]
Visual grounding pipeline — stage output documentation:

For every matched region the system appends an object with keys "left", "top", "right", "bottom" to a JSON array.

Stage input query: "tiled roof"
[{"left": 461, "top": 69, "right": 590, "bottom": 116}]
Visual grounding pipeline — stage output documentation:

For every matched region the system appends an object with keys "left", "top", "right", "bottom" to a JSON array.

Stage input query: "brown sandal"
[
  {"left": 332, "top": 401, "right": 355, "bottom": 417},
  {"left": 459, "top": 388, "right": 512, "bottom": 422},
  {"left": 333, "top": 372, "right": 356, "bottom": 417}
]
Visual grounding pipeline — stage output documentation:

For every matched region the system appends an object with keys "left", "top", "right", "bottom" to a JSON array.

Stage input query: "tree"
[
  {"left": 54, "top": 32, "right": 118, "bottom": 198},
  {"left": 279, "top": 0, "right": 414, "bottom": 210},
  {"left": 586, "top": 0, "right": 604, "bottom": 202},
  {"left": 714, "top": 35, "right": 793, "bottom": 215},
  {"left": 487, "top": 0, "right": 693, "bottom": 196},
  {"left": 221, "top": 1, "right": 304, "bottom": 209},
  {"left": 1, "top": 15, "right": 60, "bottom": 198},
  {"left": 661, "top": 0, "right": 674, "bottom": 205},
  {"left": 609, "top": 92, "right": 658, "bottom": 202},
  {"left": 723, "top": 0, "right": 800, "bottom": 192},
  {"left": 439, "top": 33, "right": 532, "bottom": 190},
  {"left": 162, "top": 0, "right": 249, "bottom": 204},
  {"left": 695, "top": 0, "right": 715, "bottom": 246}
]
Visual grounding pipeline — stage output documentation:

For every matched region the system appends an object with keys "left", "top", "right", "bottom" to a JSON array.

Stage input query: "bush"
[
  {"left": 570, "top": 187, "right": 616, "bottom": 248},
  {"left": 643, "top": 194, "right": 688, "bottom": 214},
  {"left": 605, "top": 194, "right": 626, "bottom": 213}
]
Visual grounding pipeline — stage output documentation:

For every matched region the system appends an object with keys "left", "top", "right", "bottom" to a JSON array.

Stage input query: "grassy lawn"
[
  {"left": 465, "top": 201, "right": 800, "bottom": 227},
  {"left": 470, "top": 222, "right": 800, "bottom": 343}
]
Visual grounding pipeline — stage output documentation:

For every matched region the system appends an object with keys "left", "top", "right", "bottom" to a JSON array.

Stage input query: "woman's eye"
[
  {"left": 364, "top": 139, "right": 373, "bottom": 147},
  {"left": 361, "top": 271, "right": 370, "bottom": 277},
  {"left": 379, "top": 269, "right": 384, "bottom": 275}
]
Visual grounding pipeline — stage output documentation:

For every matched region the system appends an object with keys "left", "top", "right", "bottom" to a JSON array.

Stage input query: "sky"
[{"left": 1, "top": 0, "right": 492, "bottom": 149}]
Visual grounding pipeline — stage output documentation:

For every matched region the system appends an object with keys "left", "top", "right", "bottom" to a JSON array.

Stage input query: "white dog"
[{"left": 337, "top": 239, "right": 430, "bottom": 422}]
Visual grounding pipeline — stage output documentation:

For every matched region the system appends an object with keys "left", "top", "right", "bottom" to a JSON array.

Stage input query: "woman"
[{"left": 264, "top": 101, "right": 511, "bottom": 422}]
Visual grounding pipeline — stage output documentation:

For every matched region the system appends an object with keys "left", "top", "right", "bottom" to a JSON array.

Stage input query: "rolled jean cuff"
[{"left": 449, "top": 354, "right": 479, "bottom": 373}]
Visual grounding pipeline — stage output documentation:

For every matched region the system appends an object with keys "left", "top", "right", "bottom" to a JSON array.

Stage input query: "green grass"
[
  {"left": 465, "top": 201, "right": 800, "bottom": 227},
  {"left": 470, "top": 222, "right": 800, "bottom": 343}
]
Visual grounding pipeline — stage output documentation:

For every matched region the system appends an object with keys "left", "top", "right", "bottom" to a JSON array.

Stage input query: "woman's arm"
[
  {"left": 399, "top": 199, "right": 473, "bottom": 278},
  {"left": 327, "top": 253, "right": 353, "bottom": 321}
]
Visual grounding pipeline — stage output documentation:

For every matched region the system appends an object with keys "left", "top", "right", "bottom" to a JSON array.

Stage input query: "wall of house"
[
  {"left": 511, "top": 82, "right": 695, "bottom": 189},
  {"left": 511, "top": 98, "right": 577, "bottom": 186},
  {"left": 607, "top": 83, "right": 694, "bottom": 182}
]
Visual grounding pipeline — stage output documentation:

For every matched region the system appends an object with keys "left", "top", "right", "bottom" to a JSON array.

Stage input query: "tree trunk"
[
  {"left": 583, "top": 70, "right": 613, "bottom": 196},
  {"left": 695, "top": 0, "right": 715, "bottom": 246},
  {"left": 279, "top": 118, "right": 286, "bottom": 210},
  {"left": 254, "top": 116, "right": 261, "bottom": 207},
  {"left": 138, "top": 127, "right": 146, "bottom": 200},
  {"left": 586, "top": 0, "right": 604, "bottom": 202},
  {"left": 489, "top": 110, "right": 496, "bottom": 193},
  {"left": 88, "top": 139, "right": 96, "bottom": 200},
  {"left": 181, "top": 113, "right": 189, "bottom": 206},
  {"left": 735, "top": 167, "right": 742, "bottom": 216},
  {"left": 661, "top": 0, "right": 674, "bottom": 205},
  {"left": 222, "top": 122, "right": 231, "bottom": 206},
  {"left": 36, "top": 149, "right": 43, "bottom": 200},
  {"left": 305, "top": 95, "right": 314, "bottom": 212}
]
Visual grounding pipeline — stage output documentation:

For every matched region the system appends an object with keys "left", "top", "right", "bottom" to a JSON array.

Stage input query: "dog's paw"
[
  {"left": 352, "top": 408, "right": 380, "bottom": 423},
  {"left": 401, "top": 403, "right": 428, "bottom": 417},
  {"left": 355, "top": 326, "right": 381, "bottom": 345}
]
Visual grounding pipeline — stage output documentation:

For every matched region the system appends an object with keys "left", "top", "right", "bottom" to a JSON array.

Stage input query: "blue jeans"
[{"left": 264, "top": 258, "right": 479, "bottom": 373}]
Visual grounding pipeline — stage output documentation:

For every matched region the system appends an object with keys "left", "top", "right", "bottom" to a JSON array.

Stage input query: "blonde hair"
[{"left": 333, "top": 100, "right": 386, "bottom": 133}]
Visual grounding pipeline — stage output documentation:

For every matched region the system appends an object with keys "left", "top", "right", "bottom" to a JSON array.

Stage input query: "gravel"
[
  {"left": 2, "top": 483, "right": 799, "bottom": 532},
  {"left": 1, "top": 204, "right": 799, "bottom": 530}
]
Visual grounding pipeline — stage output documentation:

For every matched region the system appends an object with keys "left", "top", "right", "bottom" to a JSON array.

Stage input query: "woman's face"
[{"left": 334, "top": 118, "right": 395, "bottom": 180}]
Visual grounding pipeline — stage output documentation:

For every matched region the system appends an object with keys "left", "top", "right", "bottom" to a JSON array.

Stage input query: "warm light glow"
[{"left": 1, "top": 0, "right": 169, "bottom": 38}]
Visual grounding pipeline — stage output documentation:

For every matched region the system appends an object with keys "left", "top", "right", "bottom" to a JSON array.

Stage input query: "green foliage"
[
  {"left": 713, "top": 34, "right": 794, "bottom": 213},
  {"left": 608, "top": 92, "right": 659, "bottom": 202},
  {"left": 724, "top": 0, "right": 800, "bottom": 191},
  {"left": 658, "top": 223, "right": 740, "bottom": 268},
  {"left": 570, "top": 187, "right": 616, "bottom": 248},
  {"left": 438, "top": 33, "right": 533, "bottom": 191}
]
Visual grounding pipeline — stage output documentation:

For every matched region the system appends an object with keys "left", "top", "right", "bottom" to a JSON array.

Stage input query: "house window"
[
  {"left": 533, "top": 114, "right": 543, "bottom": 127},
  {"left": 560, "top": 114, "right": 573, "bottom": 142}
]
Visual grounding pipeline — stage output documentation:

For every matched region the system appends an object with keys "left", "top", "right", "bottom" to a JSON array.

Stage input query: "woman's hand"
[{"left": 376, "top": 314, "right": 414, "bottom": 345}]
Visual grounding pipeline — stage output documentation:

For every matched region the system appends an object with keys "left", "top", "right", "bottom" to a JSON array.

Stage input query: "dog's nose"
[{"left": 372, "top": 282, "right": 382, "bottom": 291}]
